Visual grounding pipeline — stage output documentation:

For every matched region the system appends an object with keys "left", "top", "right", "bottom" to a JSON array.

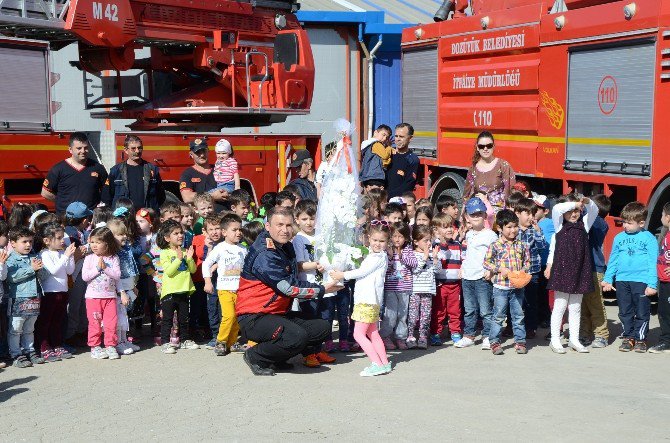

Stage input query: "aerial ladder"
[{"left": 0, "top": 0, "right": 315, "bottom": 129}]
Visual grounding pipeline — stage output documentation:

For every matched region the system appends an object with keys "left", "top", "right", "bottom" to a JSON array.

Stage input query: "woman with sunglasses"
[{"left": 462, "top": 131, "right": 516, "bottom": 212}]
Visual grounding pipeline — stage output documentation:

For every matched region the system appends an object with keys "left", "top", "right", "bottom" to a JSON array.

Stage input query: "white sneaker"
[
  {"left": 105, "top": 346, "right": 120, "bottom": 359},
  {"left": 481, "top": 337, "right": 491, "bottom": 350},
  {"left": 161, "top": 343, "right": 176, "bottom": 354},
  {"left": 454, "top": 336, "right": 475, "bottom": 348},
  {"left": 90, "top": 346, "right": 108, "bottom": 359},
  {"left": 116, "top": 342, "right": 134, "bottom": 355},
  {"left": 179, "top": 340, "right": 200, "bottom": 350}
]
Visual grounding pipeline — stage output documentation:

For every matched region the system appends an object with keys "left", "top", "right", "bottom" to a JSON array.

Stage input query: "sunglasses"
[
  {"left": 477, "top": 143, "right": 494, "bottom": 150},
  {"left": 370, "top": 219, "right": 390, "bottom": 227}
]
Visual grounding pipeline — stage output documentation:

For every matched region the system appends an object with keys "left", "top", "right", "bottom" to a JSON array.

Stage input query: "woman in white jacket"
[{"left": 331, "top": 221, "right": 390, "bottom": 377}]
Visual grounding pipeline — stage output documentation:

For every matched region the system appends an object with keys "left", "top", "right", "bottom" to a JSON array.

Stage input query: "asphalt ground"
[{"left": 0, "top": 305, "right": 668, "bottom": 442}]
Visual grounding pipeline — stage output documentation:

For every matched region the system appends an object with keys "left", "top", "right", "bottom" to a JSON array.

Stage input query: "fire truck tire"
[
  {"left": 646, "top": 177, "right": 670, "bottom": 236},
  {"left": 429, "top": 171, "right": 466, "bottom": 210},
  {"left": 165, "top": 191, "right": 181, "bottom": 204}
]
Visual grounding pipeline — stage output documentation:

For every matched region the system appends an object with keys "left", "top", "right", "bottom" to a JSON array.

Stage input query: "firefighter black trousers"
[{"left": 237, "top": 313, "right": 330, "bottom": 367}]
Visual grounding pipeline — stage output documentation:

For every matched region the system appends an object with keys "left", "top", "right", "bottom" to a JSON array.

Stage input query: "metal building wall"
[
  {"left": 373, "top": 50, "right": 402, "bottom": 130},
  {"left": 222, "top": 26, "right": 363, "bottom": 150}
]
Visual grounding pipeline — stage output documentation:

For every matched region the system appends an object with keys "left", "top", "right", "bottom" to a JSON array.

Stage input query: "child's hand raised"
[
  {"left": 0, "top": 250, "right": 7, "bottom": 264},
  {"left": 177, "top": 247, "right": 184, "bottom": 260},
  {"left": 98, "top": 257, "right": 106, "bottom": 271},
  {"left": 31, "top": 257, "right": 43, "bottom": 271},
  {"left": 186, "top": 245, "right": 195, "bottom": 260},
  {"left": 75, "top": 246, "right": 87, "bottom": 261},
  {"left": 423, "top": 248, "right": 430, "bottom": 261},
  {"left": 432, "top": 245, "right": 440, "bottom": 258},
  {"left": 65, "top": 243, "right": 77, "bottom": 257}
]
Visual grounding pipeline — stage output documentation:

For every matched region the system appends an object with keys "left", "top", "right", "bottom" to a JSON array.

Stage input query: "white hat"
[
  {"left": 215, "top": 139, "right": 232, "bottom": 154},
  {"left": 389, "top": 196, "right": 406, "bottom": 205}
]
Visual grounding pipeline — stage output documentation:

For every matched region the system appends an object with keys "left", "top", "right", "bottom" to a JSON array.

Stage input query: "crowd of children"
[{"left": 0, "top": 149, "right": 669, "bottom": 375}]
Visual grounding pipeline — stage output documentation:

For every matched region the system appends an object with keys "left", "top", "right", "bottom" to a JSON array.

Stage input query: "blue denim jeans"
[
  {"left": 8, "top": 315, "right": 38, "bottom": 358},
  {"left": 299, "top": 297, "right": 335, "bottom": 322},
  {"left": 206, "top": 293, "right": 221, "bottom": 338},
  {"left": 462, "top": 278, "right": 493, "bottom": 338},
  {"left": 335, "top": 287, "right": 351, "bottom": 341},
  {"left": 523, "top": 273, "right": 540, "bottom": 332},
  {"left": 489, "top": 287, "right": 526, "bottom": 344}
]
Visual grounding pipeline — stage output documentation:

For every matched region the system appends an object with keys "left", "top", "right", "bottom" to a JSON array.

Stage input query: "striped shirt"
[
  {"left": 483, "top": 238, "right": 530, "bottom": 289},
  {"left": 213, "top": 157, "right": 238, "bottom": 184},
  {"left": 384, "top": 245, "right": 414, "bottom": 291},
  {"left": 434, "top": 239, "right": 463, "bottom": 282},
  {"left": 516, "top": 226, "right": 547, "bottom": 274},
  {"left": 405, "top": 250, "right": 437, "bottom": 294}
]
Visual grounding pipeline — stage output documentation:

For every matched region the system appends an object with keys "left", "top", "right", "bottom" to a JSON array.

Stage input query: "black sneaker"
[
  {"left": 649, "top": 342, "right": 670, "bottom": 354},
  {"left": 633, "top": 341, "right": 647, "bottom": 353},
  {"left": 13, "top": 355, "right": 32, "bottom": 368},
  {"left": 243, "top": 350, "right": 275, "bottom": 376},
  {"left": 27, "top": 351, "right": 45, "bottom": 365},
  {"left": 214, "top": 341, "right": 228, "bottom": 357},
  {"left": 619, "top": 339, "right": 635, "bottom": 352},
  {"left": 579, "top": 337, "right": 592, "bottom": 347}
]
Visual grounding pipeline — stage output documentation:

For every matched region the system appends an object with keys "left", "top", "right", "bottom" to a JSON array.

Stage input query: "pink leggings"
[{"left": 353, "top": 321, "right": 388, "bottom": 366}]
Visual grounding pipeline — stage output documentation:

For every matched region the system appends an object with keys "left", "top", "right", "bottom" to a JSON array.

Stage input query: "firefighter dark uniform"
[{"left": 236, "top": 229, "right": 330, "bottom": 374}]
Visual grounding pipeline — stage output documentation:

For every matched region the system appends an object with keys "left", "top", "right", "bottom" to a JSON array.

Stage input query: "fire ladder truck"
[
  {"left": 0, "top": 0, "right": 317, "bottom": 207},
  {"left": 403, "top": 0, "right": 670, "bottom": 244}
]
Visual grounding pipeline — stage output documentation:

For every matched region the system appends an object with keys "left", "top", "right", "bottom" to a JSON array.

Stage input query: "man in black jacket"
[
  {"left": 288, "top": 150, "right": 317, "bottom": 202},
  {"left": 101, "top": 134, "right": 166, "bottom": 211}
]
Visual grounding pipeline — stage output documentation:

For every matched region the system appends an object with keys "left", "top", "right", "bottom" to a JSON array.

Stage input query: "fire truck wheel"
[{"left": 430, "top": 171, "right": 465, "bottom": 210}]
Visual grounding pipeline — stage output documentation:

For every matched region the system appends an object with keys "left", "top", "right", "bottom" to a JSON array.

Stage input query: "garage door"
[
  {"left": 402, "top": 46, "right": 437, "bottom": 157},
  {"left": 565, "top": 41, "right": 655, "bottom": 176},
  {"left": 0, "top": 43, "right": 50, "bottom": 131}
]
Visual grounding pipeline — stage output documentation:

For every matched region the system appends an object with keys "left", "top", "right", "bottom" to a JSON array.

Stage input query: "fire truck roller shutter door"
[
  {"left": 565, "top": 41, "right": 655, "bottom": 176},
  {"left": 0, "top": 44, "right": 50, "bottom": 131},
  {"left": 402, "top": 47, "right": 438, "bottom": 158}
]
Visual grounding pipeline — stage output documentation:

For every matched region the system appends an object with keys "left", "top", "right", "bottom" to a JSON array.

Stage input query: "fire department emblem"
[
  {"left": 43, "top": 179, "right": 49, "bottom": 187},
  {"left": 266, "top": 238, "right": 275, "bottom": 249}
]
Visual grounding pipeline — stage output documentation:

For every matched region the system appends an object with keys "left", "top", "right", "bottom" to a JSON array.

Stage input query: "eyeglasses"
[{"left": 477, "top": 143, "right": 494, "bottom": 151}]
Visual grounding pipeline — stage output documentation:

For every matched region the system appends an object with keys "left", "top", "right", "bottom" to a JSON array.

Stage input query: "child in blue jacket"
[
  {"left": 6, "top": 226, "right": 48, "bottom": 368},
  {"left": 602, "top": 202, "right": 658, "bottom": 353}
]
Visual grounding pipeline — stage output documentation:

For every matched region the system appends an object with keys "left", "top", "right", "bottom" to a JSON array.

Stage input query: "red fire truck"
[
  {"left": 402, "top": 0, "right": 670, "bottom": 242},
  {"left": 0, "top": 0, "right": 318, "bottom": 209}
]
